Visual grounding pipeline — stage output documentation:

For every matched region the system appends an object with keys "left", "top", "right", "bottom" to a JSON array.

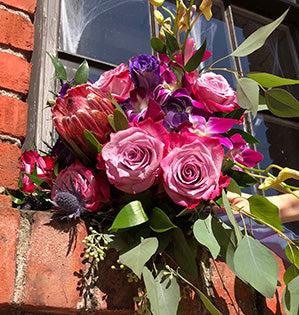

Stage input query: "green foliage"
[
  {"left": 234, "top": 235, "right": 279, "bottom": 298},
  {"left": 109, "top": 201, "right": 149, "bottom": 231},
  {"left": 227, "top": 178, "right": 242, "bottom": 195},
  {"left": 226, "top": 128, "right": 261, "bottom": 146},
  {"left": 285, "top": 243, "right": 299, "bottom": 269},
  {"left": 265, "top": 88, "right": 299, "bottom": 118},
  {"left": 164, "top": 30, "right": 179, "bottom": 57},
  {"left": 113, "top": 108, "right": 129, "bottom": 131},
  {"left": 248, "top": 195, "right": 284, "bottom": 231},
  {"left": 247, "top": 72, "right": 299, "bottom": 88},
  {"left": 184, "top": 38, "right": 207, "bottom": 73},
  {"left": 226, "top": 169, "right": 259, "bottom": 188},
  {"left": 283, "top": 265, "right": 299, "bottom": 286},
  {"left": 150, "top": 37, "right": 166, "bottom": 53},
  {"left": 193, "top": 214, "right": 220, "bottom": 259},
  {"left": 83, "top": 129, "right": 103, "bottom": 157},
  {"left": 230, "top": 9, "right": 289, "bottom": 57},
  {"left": 47, "top": 52, "right": 67, "bottom": 81},
  {"left": 236, "top": 78, "right": 260, "bottom": 117},
  {"left": 73, "top": 59, "right": 89, "bottom": 85},
  {"left": 149, "top": 207, "right": 177, "bottom": 233},
  {"left": 119, "top": 238, "right": 159, "bottom": 278},
  {"left": 282, "top": 276, "right": 299, "bottom": 315}
]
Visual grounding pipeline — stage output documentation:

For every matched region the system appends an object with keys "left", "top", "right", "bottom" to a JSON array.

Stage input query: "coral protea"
[{"left": 51, "top": 84, "right": 114, "bottom": 162}]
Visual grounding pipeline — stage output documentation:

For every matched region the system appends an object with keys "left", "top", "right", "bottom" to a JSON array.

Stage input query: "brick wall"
[{"left": 0, "top": 1, "right": 289, "bottom": 314}]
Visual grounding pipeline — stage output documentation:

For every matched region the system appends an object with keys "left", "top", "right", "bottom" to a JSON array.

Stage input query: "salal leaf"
[
  {"left": 282, "top": 275, "right": 299, "bottom": 315},
  {"left": 84, "top": 130, "right": 103, "bottom": 156},
  {"left": 109, "top": 200, "right": 148, "bottom": 231},
  {"left": 247, "top": 72, "right": 299, "bottom": 88},
  {"left": 236, "top": 78, "right": 259, "bottom": 118},
  {"left": 231, "top": 9, "right": 289, "bottom": 57},
  {"left": 47, "top": 52, "right": 67, "bottom": 81},
  {"left": 164, "top": 30, "right": 179, "bottom": 57},
  {"left": 283, "top": 265, "right": 299, "bottom": 286},
  {"left": 119, "top": 237, "right": 158, "bottom": 278},
  {"left": 74, "top": 59, "right": 89, "bottom": 85},
  {"left": 149, "top": 207, "right": 177, "bottom": 233},
  {"left": 184, "top": 38, "right": 207, "bottom": 73},
  {"left": 150, "top": 37, "right": 166, "bottom": 53},
  {"left": 234, "top": 235, "right": 279, "bottom": 298},
  {"left": 113, "top": 108, "right": 129, "bottom": 131},
  {"left": 248, "top": 195, "right": 283, "bottom": 231},
  {"left": 265, "top": 88, "right": 299, "bottom": 118},
  {"left": 143, "top": 267, "right": 180, "bottom": 315},
  {"left": 193, "top": 215, "right": 220, "bottom": 259},
  {"left": 285, "top": 244, "right": 299, "bottom": 269}
]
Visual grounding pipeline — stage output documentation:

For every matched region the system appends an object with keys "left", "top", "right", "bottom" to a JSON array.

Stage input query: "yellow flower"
[
  {"left": 148, "top": 0, "right": 165, "bottom": 7},
  {"left": 154, "top": 9, "right": 164, "bottom": 25},
  {"left": 276, "top": 167, "right": 299, "bottom": 183},
  {"left": 199, "top": 0, "right": 212, "bottom": 21},
  {"left": 258, "top": 177, "right": 288, "bottom": 193},
  {"left": 159, "top": 17, "right": 172, "bottom": 41}
]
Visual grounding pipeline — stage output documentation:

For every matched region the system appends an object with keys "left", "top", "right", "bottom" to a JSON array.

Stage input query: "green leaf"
[
  {"left": 184, "top": 38, "right": 207, "bottom": 73},
  {"left": 119, "top": 237, "right": 158, "bottom": 278},
  {"left": 248, "top": 195, "right": 283, "bottom": 231},
  {"left": 234, "top": 235, "right": 279, "bottom": 298},
  {"left": 164, "top": 228, "right": 198, "bottom": 278},
  {"left": 285, "top": 244, "right": 299, "bottom": 269},
  {"left": 193, "top": 215, "right": 221, "bottom": 259},
  {"left": 47, "top": 52, "right": 67, "bottom": 81},
  {"left": 222, "top": 190, "right": 243, "bottom": 245},
  {"left": 227, "top": 178, "right": 242, "bottom": 195},
  {"left": 83, "top": 130, "right": 103, "bottom": 157},
  {"left": 265, "top": 88, "right": 299, "bottom": 118},
  {"left": 164, "top": 30, "right": 179, "bottom": 57},
  {"left": 247, "top": 72, "right": 299, "bottom": 88},
  {"left": 109, "top": 200, "right": 149, "bottom": 231},
  {"left": 150, "top": 37, "right": 166, "bottom": 53},
  {"left": 236, "top": 78, "right": 260, "bottom": 118},
  {"left": 5, "top": 189, "right": 25, "bottom": 205},
  {"left": 283, "top": 265, "right": 299, "bottom": 286},
  {"left": 149, "top": 207, "right": 177, "bottom": 233},
  {"left": 231, "top": 9, "right": 289, "bottom": 57},
  {"left": 108, "top": 114, "right": 116, "bottom": 131},
  {"left": 227, "top": 128, "right": 261, "bottom": 146},
  {"left": 226, "top": 169, "right": 258, "bottom": 188},
  {"left": 113, "top": 108, "right": 129, "bottom": 131},
  {"left": 73, "top": 59, "right": 89, "bottom": 85},
  {"left": 143, "top": 267, "right": 180, "bottom": 315},
  {"left": 282, "top": 276, "right": 299, "bottom": 315}
]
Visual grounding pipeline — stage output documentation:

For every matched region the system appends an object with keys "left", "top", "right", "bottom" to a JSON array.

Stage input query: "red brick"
[
  {"left": 0, "top": 51, "right": 32, "bottom": 94},
  {"left": 0, "top": 95, "right": 28, "bottom": 140},
  {"left": 0, "top": 143, "right": 21, "bottom": 190},
  {"left": 0, "top": 9, "right": 34, "bottom": 52},
  {"left": 22, "top": 211, "right": 89, "bottom": 312},
  {"left": 0, "top": 194, "right": 12, "bottom": 207},
  {"left": 0, "top": 207, "right": 20, "bottom": 307},
  {"left": 0, "top": 0, "right": 36, "bottom": 16}
]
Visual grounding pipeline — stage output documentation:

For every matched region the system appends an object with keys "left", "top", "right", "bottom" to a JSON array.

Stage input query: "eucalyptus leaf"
[
  {"left": 164, "top": 30, "right": 179, "bottom": 57},
  {"left": 109, "top": 200, "right": 149, "bottom": 231},
  {"left": 231, "top": 9, "right": 289, "bottom": 57},
  {"left": 47, "top": 52, "right": 67, "bottom": 81},
  {"left": 282, "top": 276, "right": 299, "bottom": 315},
  {"left": 74, "top": 59, "right": 89, "bottom": 85},
  {"left": 119, "top": 237, "right": 158, "bottom": 278},
  {"left": 234, "top": 235, "right": 279, "bottom": 298},
  {"left": 285, "top": 244, "right": 299, "bottom": 269},
  {"left": 184, "top": 38, "right": 207, "bottom": 73},
  {"left": 248, "top": 195, "right": 283, "bottom": 231},
  {"left": 143, "top": 267, "right": 159, "bottom": 315},
  {"left": 236, "top": 78, "right": 260, "bottom": 118},
  {"left": 265, "top": 88, "right": 299, "bottom": 118},
  {"left": 150, "top": 37, "right": 166, "bottom": 53},
  {"left": 193, "top": 215, "right": 220, "bottom": 259},
  {"left": 283, "top": 265, "right": 299, "bottom": 286},
  {"left": 247, "top": 72, "right": 299, "bottom": 88},
  {"left": 149, "top": 207, "right": 177, "bottom": 233},
  {"left": 113, "top": 108, "right": 129, "bottom": 131}
]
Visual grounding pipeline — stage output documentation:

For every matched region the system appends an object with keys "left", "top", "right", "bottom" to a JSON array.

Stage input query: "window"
[{"left": 26, "top": 0, "right": 299, "bottom": 191}]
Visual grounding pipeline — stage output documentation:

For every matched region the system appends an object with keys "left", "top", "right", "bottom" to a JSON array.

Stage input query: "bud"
[
  {"left": 276, "top": 167, "right": 299, "bottom": 183},
  {"left": 199, "top": 0, "right": 212, "bottom": 21},
  {"left": 154, "top": 9, "right": 164, "bottom": 24},
  {"left": 258, "top": 177, "right": 288, "bottom": 193},
  {"left": 159, "top": 17, "right": 172, "bottom": 41},
  {"left": 148, "top": 0, "right": 165, "bottom": 7}
]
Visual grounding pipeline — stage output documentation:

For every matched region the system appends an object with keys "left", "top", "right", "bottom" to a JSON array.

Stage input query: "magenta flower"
[
  {"left": 225, "top": 134, "right": 263, "bottom": 168},
  {"left": 101, "top": 119, "right": 168, "bottom": 194},
  {"left": 21, "top": 151, "right": 56, "bottom": 193},
  {"left": 51, "top": 84, "right": 114, "bottom": 160},
  {"left": 179, "top": 116, "right": 237, "bottom": 148},
  {"left": 160, "top": 133, "right": 229, "bottom": 209},
  {"left": 51, "top": 160, "right": 110, "bottom": 218}
]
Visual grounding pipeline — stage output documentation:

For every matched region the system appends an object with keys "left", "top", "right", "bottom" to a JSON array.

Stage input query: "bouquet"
[{"left": 11, "top": 0, "right": 299, "bottom": 314}]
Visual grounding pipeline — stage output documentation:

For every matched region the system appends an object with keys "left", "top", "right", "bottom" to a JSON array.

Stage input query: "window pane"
[{"left": 60, "top": 0, "right": 152, "bottom": 65}]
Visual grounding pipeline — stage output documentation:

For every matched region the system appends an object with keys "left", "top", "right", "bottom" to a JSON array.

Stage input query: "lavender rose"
[
  {"left": 129, "top": 54, "right": 160, "bottom": 91},
  {"left": 161, "top": 132, "right": 230, "bottom": 208},
  {"left": 101, "top": 119, "right": 168, "bottom": 194}
]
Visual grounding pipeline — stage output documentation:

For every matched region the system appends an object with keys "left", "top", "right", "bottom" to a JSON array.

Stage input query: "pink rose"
[
  {"left": 101, "top": 119, "right": 168, "bottom": 194},
  {"left": 191, "top": 72, "right": 239, "bottom": 113},
  {"left": 21, "top": 151, "right": 56, "bottom": 193},
  {"left": 160, "top": 133, "right": 230, "bottom": 208},
  {"left": 51, "top": 160, "right": 110, "bottom": 213},
  {"left": 94, "top": 63, "right": 134, "bottom": 102}
]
